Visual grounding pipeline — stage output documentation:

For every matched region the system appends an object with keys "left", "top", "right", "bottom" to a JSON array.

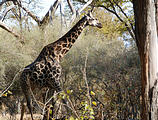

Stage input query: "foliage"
[
  {"left": 0, "top": 12, "right": 140, "bottom": 119},
  {"left": 75, "top": 0, "right": 135, "bottom": 42},
  {"left": 61, "top": 27, "right": 140, "bottom": 119}
]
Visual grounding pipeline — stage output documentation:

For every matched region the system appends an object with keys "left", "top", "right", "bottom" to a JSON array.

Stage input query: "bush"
[{"left": 0, "top": 17, "right": 141, "bottom": 119}]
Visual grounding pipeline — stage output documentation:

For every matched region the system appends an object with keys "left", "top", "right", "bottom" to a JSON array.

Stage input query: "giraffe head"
[{"left": 85, "top": 12, "right": 102, "bottom": 28}]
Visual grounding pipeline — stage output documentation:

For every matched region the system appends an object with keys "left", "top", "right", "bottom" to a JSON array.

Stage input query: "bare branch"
[
  {"left": 113, "top": 1, "right": 135, "bottom": 32},
  {"left": 78, "top": 0, "right": 93, "bottom": 13},
  {"left": 40, "top": 0, "right": 60, "bottom": 26},
  {"left": 81, "top": 49, "right": 92, "bottom": 106},
  {"left": 0, "top": 68, "right": 23, "bottom": 98},
  {"left": 5, "top": 2, "right": 20, "bottom": 21},
  {"left": 0, "top": 0, "right": 12, "bottom": 7},
  {"left": 67, "top": 0, "right": 77, "bottom": 24},
  {"left": 67, "top": 0, "right": 76, "bottom": 14},
  {"left": 67, "top": 97, "right": 80, "bottom": 119},
  {"left": 70, "top": 0, "right": 93, "bottom": 24},
  {"left": 17, "top": 0, "right": 60, "bottom": 28},
  {"left": 17, "top": 2, "right": 41, "bottom": 25},
  {"left": 0, "top": 21, "right": 20, "bottom": 38},
  {"left": 1, "top": 4, "right": 15, "bottom": 21},
  {"left": 97, "top": 4, "right": 116, "bottom": 14},
  {"left": 98, "top": 4, "right": 135, "bottom": 40}
]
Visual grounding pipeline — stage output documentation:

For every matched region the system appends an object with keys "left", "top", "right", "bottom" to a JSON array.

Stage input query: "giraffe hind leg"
[
  {"left": 21, "top": 76, "right": 34, "bottom": 120},
  {"left": 25, "top": 90, "right": 34, "bottom": 120},
  {"left": 20, "top": 99, "right": 25, "bottom": 120}
]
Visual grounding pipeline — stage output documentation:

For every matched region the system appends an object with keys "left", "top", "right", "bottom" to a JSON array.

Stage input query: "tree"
[
  {"left": 75, "top": 0, "right": 158, "bottom": 119},
  {"left": 133, "top": 0, "right": 158, "bottom": 119},
  {"left": 75, "top": 0, "right": 135, "bottom": 41},
  {"left": 0, "top": 0, "right": 61, "bottom": 35},
  {"left": 3, "top": 0, "right": 157, "bottom": 119}
]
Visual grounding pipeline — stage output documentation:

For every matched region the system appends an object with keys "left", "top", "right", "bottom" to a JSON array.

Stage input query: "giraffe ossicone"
[{"left": 20, "top": 11, "right": 102, "bottom": 120}]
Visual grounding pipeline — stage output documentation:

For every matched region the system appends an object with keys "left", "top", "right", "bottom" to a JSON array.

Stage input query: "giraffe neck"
[
  {"left": 46, "top": 16, "right": 88, "bottom": 62},
  {"left": 62, "top": 16, "right": 87, "bottom": 41}
]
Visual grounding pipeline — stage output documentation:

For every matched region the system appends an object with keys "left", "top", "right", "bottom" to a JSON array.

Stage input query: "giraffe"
[{"left": 20, "top": 11, "right": 102, "bottom": 120}]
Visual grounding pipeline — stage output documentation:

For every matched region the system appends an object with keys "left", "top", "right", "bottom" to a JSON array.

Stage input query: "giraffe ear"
[
  {"left": 91, "top": 6, "right": 94, "bottom": 12},
  {"left": 87, "top": 7, "right": 94, "bottom": 17},
  {"left": 87, "top": 6, "right": 94, "bottom": 15}
]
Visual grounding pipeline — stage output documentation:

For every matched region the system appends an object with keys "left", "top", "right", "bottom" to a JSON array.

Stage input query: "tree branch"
[
  {"left": 113, "top": 1, "right": 135, "bottom": 33},
  {"left": 69, "top": 0, "right": 93, "bottom": 24},
  {"left": 98, "top": 4, "right": 135, "bottom": 40},
  {"left": 17, "top": 2, "right": 41, "bottom": 25},
  {"left": 0, "top": 68, "right": 23, "bottom": 97},
  {"left": 40, "top": 0, "right": 60, "bottom": 27},
  {"left": 97, "top": 4, "right": 116, "bottom": 15},
  {"left": 76, "top": 0, "right": 136, "bottom": 40},
  {"left": 0, "top": 21, "right": 20, "bottom": 38},
  {"left": 0, "top": 0, "right": 13, "bottom": 7},
  {"left": 59, "top": 1, "right": 67, "bottom": 29},
  {"left": 81, "top": 49, "right": 92, "bottom": 105},
  {"left": 1, "top": 4, "right": 15, "bottom": 21},
  {"left": 17, "top": 0, "right": 60, "bottom": 28},
  {"left": 78, "top": 0, "right": 93, "bottom": 13},
  {"left": 67, "top": 0, "right": 76, "bottom": 14}
]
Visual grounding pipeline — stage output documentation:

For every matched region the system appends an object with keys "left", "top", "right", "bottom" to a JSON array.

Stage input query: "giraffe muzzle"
[{"left": 97, "top": 23, "right": 103, "bottom": 28}]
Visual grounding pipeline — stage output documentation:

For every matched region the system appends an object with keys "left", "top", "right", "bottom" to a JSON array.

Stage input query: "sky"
[
  {"left": 40, "top": 0, "right": 55, "bottom": 14},
  {"left": 38, "top": 0, "right": 64, "bottom": 18}
]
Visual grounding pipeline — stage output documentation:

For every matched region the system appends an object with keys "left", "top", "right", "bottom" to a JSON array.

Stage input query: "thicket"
[{"left": 0, "top": 13, "right": 140, "bottom": 119}]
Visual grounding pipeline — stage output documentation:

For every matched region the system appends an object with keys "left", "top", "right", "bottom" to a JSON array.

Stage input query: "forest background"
[{"left": 0, "top": 0, "right": 141, "bottom": 119}]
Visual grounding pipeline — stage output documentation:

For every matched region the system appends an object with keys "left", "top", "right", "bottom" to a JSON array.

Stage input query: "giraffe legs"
[
  {"left": 25, "top": 91, "right": 34, "bottom": 120},
  {"left": 20, "top": 75, "right": 34, "bottom": 120},
  {"left": 20, "top": 99, "right": 26, "bottom": 120}
]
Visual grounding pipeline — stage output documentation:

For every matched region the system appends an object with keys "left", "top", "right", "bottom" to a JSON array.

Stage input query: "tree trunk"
[
  {"left": 133, "top": 0, "right": 158, "bottom": 119},
  {"left": 149, "top": 0, "right": 158, "bottom": 119}
]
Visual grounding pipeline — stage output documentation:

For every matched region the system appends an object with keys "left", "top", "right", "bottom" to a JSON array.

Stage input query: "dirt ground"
[{"left": 0, "top": 114, "right": 42, "bottom": 120}]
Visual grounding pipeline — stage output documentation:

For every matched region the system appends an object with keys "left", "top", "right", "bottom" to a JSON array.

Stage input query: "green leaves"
[
  {"left": 0, "top": 90, "right": 12, "bottom": 97},
  {"left": 92, "top": 101, "right": 97, "bottom": 106},
  {"left": 90, "top": 91, "right": 95, "bottom": 96},
  {"left": 80, "top": 101, "right": 95, "bottom": 119}
]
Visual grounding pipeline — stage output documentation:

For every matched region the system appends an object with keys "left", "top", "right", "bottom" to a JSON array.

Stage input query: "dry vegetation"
[{"left": 0, "top": 14, "right": 141, "bottom": 119}]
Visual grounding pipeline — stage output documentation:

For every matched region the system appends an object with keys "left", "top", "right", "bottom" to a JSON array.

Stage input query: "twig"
[
  {"left": 41, "top": 89, "right": 50, "bottom": 120},
  {"left": 17, "top": 0, "right": 61, "bottom": 27},
  {"left": 0, "top": 0, "right": 13, "bottom": 7},
  {"left": 28, "top": 78, "right": 43, "bottom": 112},
  {"left": 0, "top": 68, "right": 24, "bottom": 97},
  {"left": 82, "top": 49, "right": 91, "bottom": 105},
  {"left": 67, "top": 97, "right": 80, "bottom": 119},
  {"left": 45, "top": 91, "right": 60, "bottom": 105},
  {"left": 1, "top": 4, "right": 15, "bottom": 21},
  {"left": 68, "top": 0, "right": 93, "bottom": 24},
  {"left": 78, "top": 0, "right": 93, "bottom": 14},
  {"left": 0, "top": 21, "right": 21, "bottom": 38},
  {"left": 67, "top": 0, "right": 76, "bottom": 14}
]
